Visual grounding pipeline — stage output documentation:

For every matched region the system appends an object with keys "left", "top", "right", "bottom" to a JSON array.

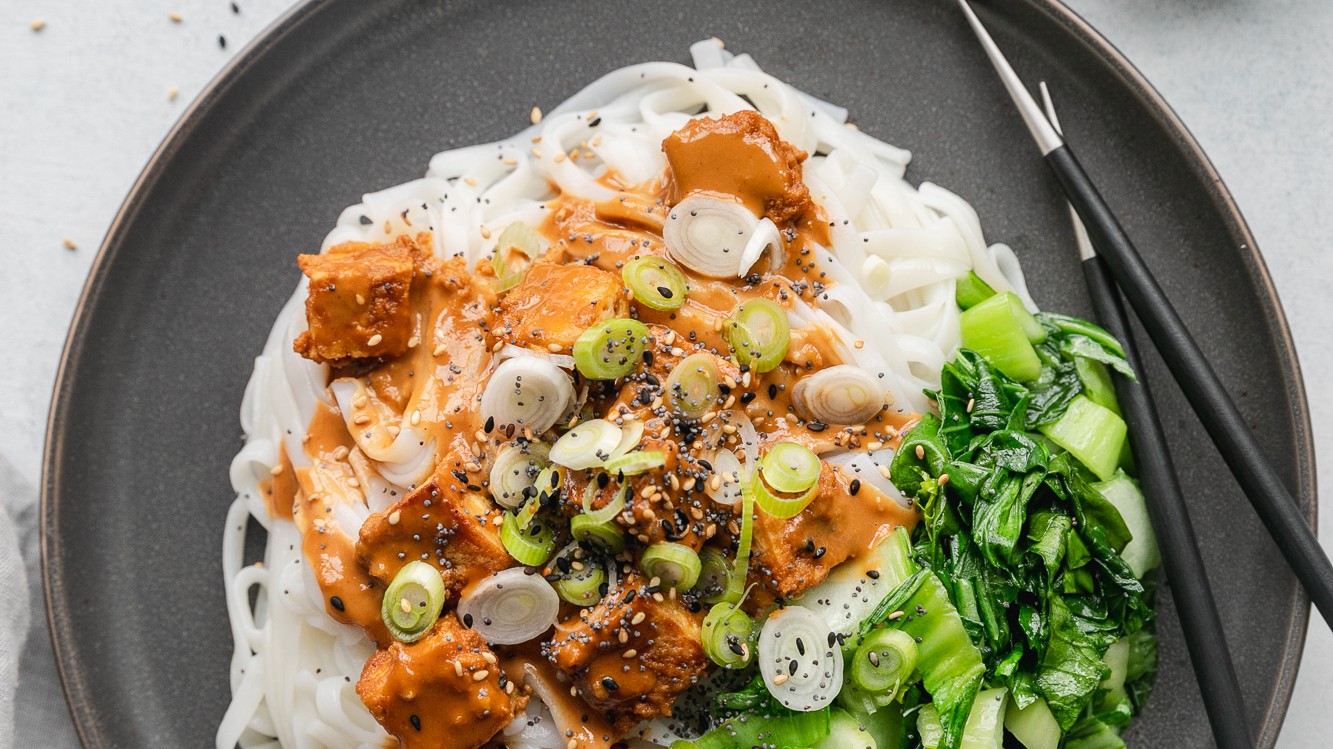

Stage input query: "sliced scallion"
[
  {"left": 754, "top": 442, "right": 821, "bottom": 518},
  {"left": 548, "top": 545, "right": 607, "bottom": 607},
  {"left": 491, "top": 221, "right": 541, "bottom": 292},
  {"left": 500, "top": 508, "right": 556, "bottom": 566},
  {"left": 702, "top": 601, "right": 755, "bottom": 668},
  {"left": 622, "top": 256, "right": 688, "bottom": 311},
  {"left": 489, "top": 442, "right": 551, "bottom": 510},
  {"left": 570, "top": 513, "right": 626, "bottom": 554},
  {"left": 581, "top": 480, "right": 628, "bottom": 525},
  {"left": 666, "top": 353, "right": 720, "bottom": 417},
  {"left": 550, "top": 419, "right": 623, "bottom": 470},
  {"left": 695, "top": 548, "right": 735, "bottom": 605},
  {"left": 724, "top": 298, "right": 790, "bottom": 373},
  {"left": 605, "top": 449, "right": 666, "bottom": 476},
  {"left": 573, "top": 318, "right": 651, "bottom": 380},
  {"left": 380, "top": 561, "right": 446, "bottom": 643},
  {"left": 850, "top": 628, "right": 917, "bottom": 697},
  {"left": 639, "top": 542, "right": 702, "bottom": 590},
  {"left": 719, "top": 483, "right": 755, "bottom": 604}
]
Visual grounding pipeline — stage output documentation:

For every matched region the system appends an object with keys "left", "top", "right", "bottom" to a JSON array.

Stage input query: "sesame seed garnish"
[
  {"left": 367, "top": 333, "right": 383, "bottom": 347},
  {"left": 631, "top": 611, "right": 646, "bottom": 625},
  {"left": 531, "top": 106, "right": 543, "bottom": 124},
  {"left": 31, "top": 19, "right": 46, "bottom": 32},
  {"left": 473, "top": 670, "right": 490, "bottom": 681},
  {"left": 169, "top": 11, "right": 182, "bottom": 22},
  {"left": 773, "top": 673, "right": 790, "bottom": 685},
  {"left": 62, "top": 237, "right": 77, "bottom": 250},
  {"left": 167, "top": 87, "right": 179, "bottom": 102},
  {"left": 915, "top": 445, "right": 925, "bottom": 459}
]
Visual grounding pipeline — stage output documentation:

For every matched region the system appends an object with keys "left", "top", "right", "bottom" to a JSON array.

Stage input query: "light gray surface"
[{"left": 0, "top": 0, "right": 1327, "bottom": 746}]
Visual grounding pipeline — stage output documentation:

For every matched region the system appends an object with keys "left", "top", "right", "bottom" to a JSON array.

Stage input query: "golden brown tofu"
[
  {"left": 357, "top": 617, "right": 523, "bottom": 749},
  {"left": 748, "top": 462, "right": 906, "bottom": 607},
  {"left": 295, "top": 239, "right": 416, "bottom": 364},
  {"left": 497, "top": 263, "right": 627, "bottom": 352},
  {"left": 357, "top": 471, "right": 510, "bottom": 601},
  {"left": 545, "top": 573, "right": 709, "bottom": 736},
  {"left": 662, "top": 110, "right": 813, "bottom": 225}
]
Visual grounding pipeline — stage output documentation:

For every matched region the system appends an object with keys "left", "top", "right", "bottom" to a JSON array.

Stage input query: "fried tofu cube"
[
  {"left": 357, "top": 471, "right": 509, "bottom": 600},
  {"left": 357, "top": 617, "right": 523, "bottom": 749},
  {"left": 497, "top": 263, "right": 627, "bottom": 352},
  {"left": 749, "top": 463, "right": 862, "bottom": 603},
  {"left": 545, "top": 573, "right": 709, "bottom": 736},
  {"left": 295, "top": 240, "right": 415, "bottom": 363}
]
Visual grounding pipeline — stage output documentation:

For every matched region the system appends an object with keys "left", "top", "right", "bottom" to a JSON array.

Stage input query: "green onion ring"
[
  {"left": 639, "top": 542, "right": 702, "bottom": 590},
  {"left": 570, "top": 513, "right": 626, "bottom": 554},
  {"left": 380, "top": 561, "right": 446, "bottom": 643},
  {"left": 666, "top": 353, "right": 721, "bottom": 417},
  {"left": 573, "top": 318, "right": 652, "bottom": 380},
  {"left": 702, "top": 601, "right": 755, "bottom": 668},
  {"left": 724, "top": 297, "right": 790, "bottom": 373},
  {"left": 622, "top": 256, "right": 689, "bottom": 311}
]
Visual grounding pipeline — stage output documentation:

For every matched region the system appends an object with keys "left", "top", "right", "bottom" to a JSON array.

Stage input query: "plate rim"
[{"left": 40, "top": 1, "right": 1315, "bottom": 747}]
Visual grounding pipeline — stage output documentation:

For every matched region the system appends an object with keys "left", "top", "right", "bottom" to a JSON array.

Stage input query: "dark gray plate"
[{"left": 42, "top": 0, "right": 1314, "bottom": 747}]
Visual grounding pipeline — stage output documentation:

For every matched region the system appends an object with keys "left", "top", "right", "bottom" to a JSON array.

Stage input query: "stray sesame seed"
[
  {"left": 473, "top": 670, "right": 490, "bottom": 681},
  {"left": 531, "top": 106, "right": 543, "bottom": 124},
  {"left": 367, "top": 333, "right": 383, "bottom": 347},
  {"left": 169, "top": 11, "right": 182, "bottom": 22},
  {"left": 62, "top": 237, "right": 77, "bottom": 250},
  {"left": 31, "top": 19, "right": 46, "bottom": 32}
]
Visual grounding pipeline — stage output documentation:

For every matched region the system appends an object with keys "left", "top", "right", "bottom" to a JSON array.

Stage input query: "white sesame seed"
[{"left": 366, "top": 333, "right": 383, "bottom": 347}]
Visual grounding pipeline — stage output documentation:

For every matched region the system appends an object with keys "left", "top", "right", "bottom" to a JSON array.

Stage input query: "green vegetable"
[
  {"left": 1074, "top": 358, "right": 1119, "bottom": 415},
  {"left": 552, "top": 555, "right": 606, "bottom": 606},
  {"left": 573, "top": 318, "right": 651, "bottom": 380},
  {"left": 671, "top": 707, "right": 831, "bottom": 749},
  {"left": 1092, "top": 471, "right": 1160, "bottom": 578},
  {"left": 667, "top": 353, "right": 721, "bottom": 417},
  {"left": 818, "top": 708, "right": 878, "bottom": 749},
  {"left": 754, "top": 442, "right": 821, "bottom": 518},
  {"left": 851, "top": 628, "right": 917, "bottom": 697},
  {"left": 1036, "top": 598, "right": 1112, "bottom": 730},
  {"left": 499, "top": 509, "right": 556, "bottom": 566},
  {"left": 917, "top": 688, "right": 1008, "bottom": 749},
  {"left": 725, "top": 297, "right": 790, "bottom": 372},
  {"left": 955, "top": 270, "right": 997, "bottom": 310},
  {"left": 380, "top": 561, "right": 446, "bottom": 643},
  {"left": 701, "top": 601, "right": 754, "bottom": 668},
  {"left": 640, "top": 542, "right": 702, "bottom": 590},
  {"left": 1038, "top": 395, "right": 1126, "bottom": 481},
  {"left": 862, "top": 571, "right": 986, "bottom": 749},
  {"left": 959, "top": 292, "right": 1045, "bottom": 381},
  {"left": 622, "top": 255, "right": 688, "bottom": 311},
  {"left": 1004, "top": 697, "right": 1061, "bottom": 749},
  {"left": 604, "top": 449, "right": 666, "bottom": 476},
  {"left": 569, "top": 513, "right": 626, "bottom": 553},
  {"left": 1063, "top": 717, "right": 1125, "bottom": 749}
]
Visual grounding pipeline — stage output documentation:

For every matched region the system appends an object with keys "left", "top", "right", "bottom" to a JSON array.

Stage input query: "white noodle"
[{"left": 219, "top": 40, "right": 1035, "bottom": 749}]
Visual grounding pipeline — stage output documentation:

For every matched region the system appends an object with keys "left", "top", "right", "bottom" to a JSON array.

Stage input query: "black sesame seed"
[
  {"left": 218, "top": 34, "right": 227, "bottom": 49},
  {"left": 788, "top": 659, "right": 799, "bottom": 675},
  {"left": 463, "top": 613, "right": 474, "bottom": 628},
  {"left": 410, "top": 715, "right": 421, "bottom": 732},
  {"left": 601, "top": 676, "right": 620, "bottom": 691},
  {"left": 768, "top": 383, "right": 779, "bottom": 399},
  {"left": 484, "top": 415, "right": 495, "bottom": 433},
  {"left": 807, "top": 420, "right": 828, "bottom": 432},
  {"left": 867, "top": 569, "right": 880, "bottom": 580},
  {"left": 329, "top": 596, "right": 345, "bottom": 612},
  {"left": 796, "top": 638, "right": 806, "bottom": 655},
  {"left": 657, "top": 286, "right": 674, "bottom": 299}
]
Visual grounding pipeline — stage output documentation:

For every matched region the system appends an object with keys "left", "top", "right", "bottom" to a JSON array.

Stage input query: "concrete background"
[{"left": 1, "top": 0, "right": 1327, "bottom": 745}]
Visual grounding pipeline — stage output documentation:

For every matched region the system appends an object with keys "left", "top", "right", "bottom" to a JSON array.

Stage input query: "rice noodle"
[{"left": 220, "top": 39, "right": 1035, "bottom": 749}]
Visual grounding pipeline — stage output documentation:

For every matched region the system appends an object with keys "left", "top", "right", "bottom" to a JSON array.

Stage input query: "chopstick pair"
[{"left": 955, "top": 1, "right": 1333, "bottom": 745}]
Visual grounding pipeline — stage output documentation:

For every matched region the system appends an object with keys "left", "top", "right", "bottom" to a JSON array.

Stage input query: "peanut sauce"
[{"left": 282, "top": 111, "right": 922, "bottom": 749}]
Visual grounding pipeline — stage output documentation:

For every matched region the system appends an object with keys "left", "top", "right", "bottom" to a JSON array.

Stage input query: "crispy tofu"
[
  {"left": 545, "top": 573, "right": 709, "bottom": 736},
  {"left": 497, "top": 263, "right": 627, "bottom": 352},
  {"left": 357, "top": 471, "right": 509, "bottom": 600},
  {"left": 295, "top": 238, "right": 417, "bottom": 364},
  {"left": 357, "top": 617, "right": 523, "bottom": 749},
  {"left": 749, "top": 462, "right": 864, "bottom": 604}
]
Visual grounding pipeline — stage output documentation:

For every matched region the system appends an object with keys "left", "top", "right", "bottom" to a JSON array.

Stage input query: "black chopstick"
[
  {"left": 1038, "top": 85, "right": 1254, "bottom": 749},
  {"left": 955, "top": 0, "right": 1333, "bottom": 632}
]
